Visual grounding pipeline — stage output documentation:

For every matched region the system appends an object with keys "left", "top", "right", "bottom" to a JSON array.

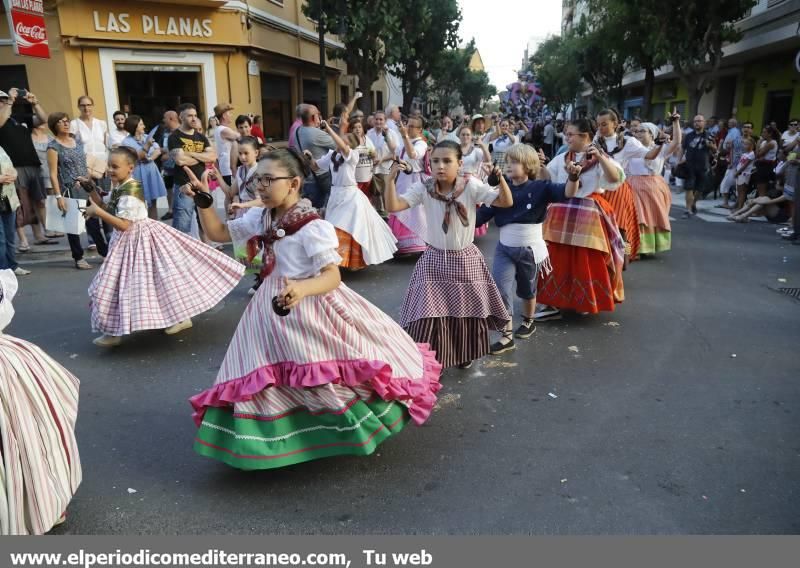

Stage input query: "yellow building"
[{"left": 0, "top": 0, "right": 390, "bottom": 141}]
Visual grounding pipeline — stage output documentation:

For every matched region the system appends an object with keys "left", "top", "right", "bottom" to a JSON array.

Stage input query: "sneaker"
[
  {"left": 457, "top": 361, "right": 473, "bottom": 369},
  {"left": 13, "top": 267, "right": 31, "bottom": 276},
  {"left": 88, "top": 244, "right": 97, "bottom": 251},
  {"left": 681, "top": 211, "right": 692, "bottom": 219},
  {"left": 534, "top": 306, "right": 562, "bottom": 322},
  {"left": 93, "top": 334, "right": 121, "bottom": 347},
  {"left": 160, "top": 211, "right": 173, "bottom": 221},
  {"left": 164, "top": 319, "right": 193, "bottom": 335},
  {"left": 75, "top": 259, "right": 92, "bottom": 270},
  {"left": 515, "top": 318, "right": 537, "bottom": 339},
  {"left": 490, "top": 337, "right": 516, "bottom": 355}
]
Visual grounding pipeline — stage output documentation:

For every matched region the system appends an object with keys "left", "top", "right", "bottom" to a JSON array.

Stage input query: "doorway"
[
  {"left": 764, "top": 90, "right": 793, "bottom": 131},
  {"left": 115, "top": 64, "right": 202, "bottom": 130}
]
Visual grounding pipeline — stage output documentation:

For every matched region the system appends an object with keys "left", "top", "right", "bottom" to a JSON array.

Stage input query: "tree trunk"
[
  {"left": 356, "top": 71, "right": 378, "bottom": 114},
  {"left": 642, "top": 64, "right": 655, "bottom": 120}
]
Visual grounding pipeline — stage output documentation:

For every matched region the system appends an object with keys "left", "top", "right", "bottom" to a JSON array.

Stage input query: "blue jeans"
[
  {"left": 0, "top": 210, "right": 18, "bottom": 270},
  {"left": 172, "top": 184, "right": 196, "bottom": 234},
  {"left": 491, "top": 242, "right": 540, "bottom": 316}
]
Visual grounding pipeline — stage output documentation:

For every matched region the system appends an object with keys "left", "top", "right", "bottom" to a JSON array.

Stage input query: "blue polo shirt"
[{"left": 477, "top": 176, "right": 567, "bottom": 227}]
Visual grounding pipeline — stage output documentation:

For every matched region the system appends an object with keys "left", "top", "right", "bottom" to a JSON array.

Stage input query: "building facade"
[
  {"left": 0, "top": 0, "right": 394, "bottom": 141},
  {"left": 562, "top": 0, "right": 800, "bottom": 131}
]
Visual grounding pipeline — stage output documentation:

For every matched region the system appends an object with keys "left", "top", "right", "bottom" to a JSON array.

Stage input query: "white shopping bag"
[{"left": 45, "top": 195, "right": 87, "bottom": 235}]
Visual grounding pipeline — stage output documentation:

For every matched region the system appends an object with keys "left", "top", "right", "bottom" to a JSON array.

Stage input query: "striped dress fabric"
[
  {"left": 0, "top": 334, "right": 81, "bottom": 535},
  {"left": 603, "top": 181, "right": 641, "bottom": 261},
  {"left": 89, "top": 217, "right": 245, "bottom": 336},
  {"left": 628, "top": 175, "right": 672, "bottom": 255},
  {"left": 191, "top": 218, "right": 441, "bottom": 470}
]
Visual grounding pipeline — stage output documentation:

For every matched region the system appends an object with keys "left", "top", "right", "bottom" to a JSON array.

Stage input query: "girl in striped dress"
[
  {"left": 184, "top": 149, "right": 441, "bottom": 470},
  {"left": 386, "top": 140, "right": 513, "bottom": 369},
  {"left": 85, "top": 147, "right": 244, "bottom": 347},
  {"left": 0, "top": 270, "right": 81, "bottom": 534}
]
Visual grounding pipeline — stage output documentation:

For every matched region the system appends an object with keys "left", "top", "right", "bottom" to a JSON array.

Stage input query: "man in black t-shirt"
[
  {"left": 168, "top": 104, "right": 217, "bottom": 235},
  {"left": 0, "top": 89, "right": 53, "bottom": 252},
  {"left": 679, "top": 114, "right": 717, "bottom": 218}
]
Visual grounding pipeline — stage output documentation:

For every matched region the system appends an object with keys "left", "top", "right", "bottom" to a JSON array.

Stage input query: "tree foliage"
[
  {"left": 528, "top": 35, "right": 582, "bottom": 113},
  {"left": 389, "top": 0, "right": 462, "bottom": 113},
  {"left": 427, "top": 40, "right": 477, "bottom": 115},
  {"left": 459, "top": 70, "right": 497, "bottom": 115},
  {"left": 303, "top": 0, "right": 404, "bottom": 114}
]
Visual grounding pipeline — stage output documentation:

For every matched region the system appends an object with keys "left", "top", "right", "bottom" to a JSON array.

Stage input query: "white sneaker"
[
  {"left": 247, "top": 287, "right": 257, "bottom": 296},
  {"left": 13, "top": 267, "right": 31, "bottom": 276},
  {"left": 93, "top": 334, "right": 121, "bottom": 347},
  {"left": 534, "top": 305, "right": 562, "bottom": 322},
  {"left": 164, "top": 319, "right": 193, "bottom": 335}
]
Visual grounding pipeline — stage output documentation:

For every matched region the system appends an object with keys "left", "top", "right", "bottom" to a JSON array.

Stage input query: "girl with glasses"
[{"left": 183, "top": 148, "right": 441, "bottom": 470}]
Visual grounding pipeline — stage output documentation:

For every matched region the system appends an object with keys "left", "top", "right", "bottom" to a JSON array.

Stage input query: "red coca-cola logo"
[{"left": 15, "top": 22, "right": 46, "bottom": 41}]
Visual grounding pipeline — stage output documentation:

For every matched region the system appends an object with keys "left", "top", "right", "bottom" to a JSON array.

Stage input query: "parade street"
[{"left": 10, "top": 205, "right": 797, "bottom": 535}]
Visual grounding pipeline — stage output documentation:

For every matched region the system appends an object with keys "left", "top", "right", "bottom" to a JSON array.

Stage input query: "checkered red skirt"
[
  {"left": 399, "top": 245, "right": 509, "bottom": 367},
  {"left": 89, "top": 219, "right": 245, "bottom": 336}
]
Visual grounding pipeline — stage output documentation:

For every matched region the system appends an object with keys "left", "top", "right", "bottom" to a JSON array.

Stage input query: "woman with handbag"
[
  {"left": 47, "top": 112, "right": 109, "bottom": 269},
  {"left": 120, "top": 115, "right": 167, "bottom": 220},
  {"left": 0, "top": 145, "right": 25, "bottom": 275}
]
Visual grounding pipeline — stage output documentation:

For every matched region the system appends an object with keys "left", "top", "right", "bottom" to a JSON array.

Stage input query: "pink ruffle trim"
[{"left": 190, "top": 344, "right": 443, "bottom": 428}]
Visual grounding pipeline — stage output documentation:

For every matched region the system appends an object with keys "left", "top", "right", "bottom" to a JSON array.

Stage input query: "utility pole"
[{"left": 318, "top": 8, "right": 327, "bottom": 117}]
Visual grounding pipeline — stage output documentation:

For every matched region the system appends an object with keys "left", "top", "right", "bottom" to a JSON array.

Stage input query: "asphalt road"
[{"left": 8, "top": 208, "right": 799, "bottom": 535}]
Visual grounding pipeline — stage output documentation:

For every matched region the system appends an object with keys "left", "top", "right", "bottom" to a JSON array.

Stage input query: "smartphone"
[{"left": 16, "top": 89, "right": 28, "bottom": 99}]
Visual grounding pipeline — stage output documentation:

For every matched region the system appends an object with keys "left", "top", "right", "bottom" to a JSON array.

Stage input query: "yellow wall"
[{"left": 736, "top": 54, "right": 800, "bottom": 131}]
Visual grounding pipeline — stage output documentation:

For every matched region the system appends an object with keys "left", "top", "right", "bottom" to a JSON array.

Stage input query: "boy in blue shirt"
[{"left": 477, "top": 144, "right": 580, "bottom": 354}]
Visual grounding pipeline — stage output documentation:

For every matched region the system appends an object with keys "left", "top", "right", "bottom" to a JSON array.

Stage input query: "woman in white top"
[
  {"left": 348, "top": 118, "right": 376, "bottom": 200},
  {"left": 595, "top": 108, "right": 651, "bottom": 261},
  {"left": 458, "top": 125, "right": 492, "bottom": 238},
  {"left": 69, "top": 96, "right": 108, "bottom": 180},
  {"left": 389, "top": 117, "right": 429, "bottom": 254},
  {"left": 536, "top": 118, "right": 626, "bottom": 320},
  {"left": 627, "top": 114, "right": 683, "bottom": 256},
  {"left": 306, "top": 120, "right": 396, "bottom": 270},
  {"left": 386, "top": 140, "right": 513, "bottom": 370},
  {"left": 186, "top": 148, "right": 441, "bottom": 470},
  {"left": 486, "top": 118, "right": 518, "bottom": 172}
]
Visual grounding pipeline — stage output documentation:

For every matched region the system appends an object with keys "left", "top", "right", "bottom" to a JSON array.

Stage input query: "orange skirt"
[
  {"left": 604, "top": 181, "right": 641, "bottom": 261},
  {"left": 335, "top": 227, "right": 367, "bottom": 270}
]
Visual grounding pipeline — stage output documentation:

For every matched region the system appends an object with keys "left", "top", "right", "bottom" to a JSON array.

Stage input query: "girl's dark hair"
[
  {"left": 238, "top": 135, "right": 261, "bottom": 151},
  {"left": 47, "top": 112, "right": 69, "bottom": 134},
  {"left": 235, "top": 114, "right": 252, "bottom": 127},
  {"left": 571, "top": 117, "right": 597, "bottom": 139},
  {"left": 260, "top": 147, "right": 310, "bottom": 180},
  {"left": 433, "top": 140, "right": 463, "bottom": 160},
  {"left": 124, "top": 114, "right": 143, "bottom": 137},
  {"left": 111, "top": 146, "right": 138, "bottom": 165},
  {"left": 596, "top": 108, "right": 620, "bottom": 124},
  {"left": 763, "top": 126, "right": 780, "bottom": 141}
]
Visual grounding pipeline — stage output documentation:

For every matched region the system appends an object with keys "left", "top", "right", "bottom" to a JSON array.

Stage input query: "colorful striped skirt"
[
  {"left": 326, "top": 185, "right": 396, "bottom": 266},
  {"left": 604, "top": 181, "right": 641, "bottom": 261},
  {"left": 538, "top": 195, "right": 625, "bottom": 313},
  {"left": 0, "top": 334, "right": 81, "bottom": 535},
  {"left": 89, "top": 218, "right": 245, "bottom": 336},
  {"left": 399, "top": 245, "right": 510, "bottom": 368},
  {"left": 335, "top": 228, "right": 366, "bottom": 270},
  {"left": 628, "top": 175, "right": 672, "bottom": 255},
  {"left": 190, "top": 277, "right": 442, "bottom": 470}
]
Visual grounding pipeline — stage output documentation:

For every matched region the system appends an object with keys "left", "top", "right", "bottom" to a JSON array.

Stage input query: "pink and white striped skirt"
[{"left": 89, "top": 218, "right": 245, "bottom": 336}]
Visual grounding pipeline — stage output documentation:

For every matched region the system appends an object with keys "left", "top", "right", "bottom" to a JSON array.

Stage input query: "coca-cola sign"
[{"left": 3, "top": 0, "right": 50, "bottom": 59}]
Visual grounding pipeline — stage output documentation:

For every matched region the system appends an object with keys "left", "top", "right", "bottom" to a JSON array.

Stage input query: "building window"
[
  {"left": 261, "top": 72, "right": 292, "bottom": 141},
  {"left": 302, "top": 79, "right": 322, "bottom": 110},
  {"left": 340, "top": 85, "right": 349, "bottom": 105},
  {"left": 376, "top": 90, "right": 384, "bottom": 113}
]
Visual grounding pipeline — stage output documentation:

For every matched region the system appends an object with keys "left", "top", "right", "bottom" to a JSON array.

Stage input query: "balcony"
[{"left": 140, "top": 0, "right": 228, "bottom": 7}]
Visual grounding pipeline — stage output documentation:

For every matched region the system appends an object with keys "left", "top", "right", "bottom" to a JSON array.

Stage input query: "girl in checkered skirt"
[
  {"left": 84, "top": 147, "right": 245, "bottom": 347},
  {"left": 386, "top": 140, "right": 514, "bottom": 369},
  {"left": 0, "top": 270, "right": 81, "bottom": 534},
  {"left": 183, "top": 149, "right": 441, "bottom": 470}
]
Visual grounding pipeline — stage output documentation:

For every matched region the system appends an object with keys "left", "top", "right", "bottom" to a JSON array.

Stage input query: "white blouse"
[
  {"left": 546, "top": 152, "right": 624, "bottom": 198},
  {"left": 396, "top": 138, "right": 428, "bottom": 173},
  {"left": 460, "top": 146, "right": 485, "bottom": 176},
  {"left": 600, "top": 134, "right": 648, "bottom": 170},
  {"left": 317, "top": 149, "right": 359, "bottom": 188},
  {"left": 70, "top": 118, "right": 108, "bottom": 158},
  {"left": 228, "top": 209, "right": 343, "bottom": 279},
  {"left": 627, "top": 144, "right": 670, "bottom": 176},
  {"left": 401, "top": 177, "right": 500, "bottom": 251},
  {"left": 115, "top": 195, "right": 148, "bottom": 221}
]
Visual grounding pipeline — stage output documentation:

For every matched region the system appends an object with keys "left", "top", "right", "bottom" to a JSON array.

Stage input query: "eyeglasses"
[
  {"left": 250, "top": 174, "right": 293, "bottom": 189},
  {"left": 791, "top": 122, "right": 799, "bottom": 126},
  {"left": 58, "top": 118, "right": 70, "bottom": 124}
]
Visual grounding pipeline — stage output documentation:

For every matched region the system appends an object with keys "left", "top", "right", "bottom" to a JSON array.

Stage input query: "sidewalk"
[
  {"left": 669, "top": 186, "right": 768, "bottom": 223},
  {"left": 15, "top": 192, "right": 229, "bottom": 266}
]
